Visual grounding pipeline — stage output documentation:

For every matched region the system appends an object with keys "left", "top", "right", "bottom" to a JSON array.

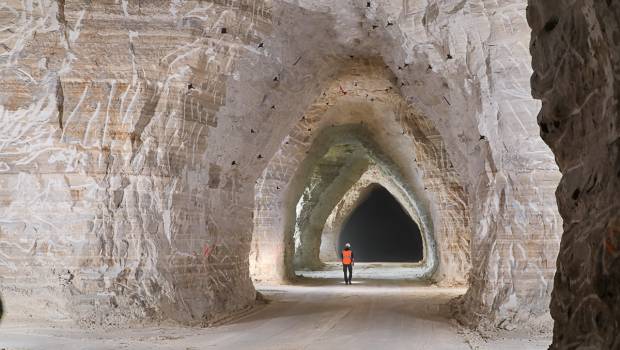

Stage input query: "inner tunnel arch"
[
  {"left": 320, "top": 168, "right": 429, "bottom": 266},
  {"left": 288, "top": 128, "right": 438, "bottom": 279},
  {"left": 337, "top": 184, "right": 424, "bottom": 263}
]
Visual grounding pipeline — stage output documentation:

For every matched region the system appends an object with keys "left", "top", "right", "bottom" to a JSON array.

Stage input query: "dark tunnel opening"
[{"left": 338, "top": 186, "right": 423, "bottom": 262}]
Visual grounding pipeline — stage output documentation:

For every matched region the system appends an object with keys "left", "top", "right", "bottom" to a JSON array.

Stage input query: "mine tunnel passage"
[{"left": 338, "top": 186, "right": 424, "bottom": 262}]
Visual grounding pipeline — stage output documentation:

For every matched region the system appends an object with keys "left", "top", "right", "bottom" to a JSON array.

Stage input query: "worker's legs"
[
  {"left": 343, "top": 264, "right": 349, "bottom": 284},
  {"left": 346, "top": 264, "right": 353, "bottom": 284}
]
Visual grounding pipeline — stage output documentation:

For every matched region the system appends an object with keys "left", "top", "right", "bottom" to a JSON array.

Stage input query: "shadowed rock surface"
[{"left": 528, "top": 1, "right": 620, "bottom": 348}]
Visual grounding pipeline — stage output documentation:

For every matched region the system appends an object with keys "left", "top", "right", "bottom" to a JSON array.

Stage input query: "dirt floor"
[{"left": 0, "top": 274, "right": 552, "bottom": 349}]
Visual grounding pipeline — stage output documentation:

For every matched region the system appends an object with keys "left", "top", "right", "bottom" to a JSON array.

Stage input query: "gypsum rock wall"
[
  {"left": 0, "top": 0, "right": 561, "bottom": 328},
  {"left": 0, "top": 0, "right": 375, "bottom": 325},
  {"left": 377, "top": 0, "right": 562, "bottom": 328},
  {"left": 0, "top": 0, "right": 270, "bottom": 325},
  {"left": 528, "top": 1, "right": 620, "bottom": 348}
]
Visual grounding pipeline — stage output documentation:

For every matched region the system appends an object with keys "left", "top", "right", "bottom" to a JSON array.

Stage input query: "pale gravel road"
[{"left": 0, "top": 278, "right": 549, "bottom": 350}]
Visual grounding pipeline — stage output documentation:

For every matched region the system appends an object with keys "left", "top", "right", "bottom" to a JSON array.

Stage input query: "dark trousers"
[{"left": 343, "top": 264, "right": 353, "bottom": 283}]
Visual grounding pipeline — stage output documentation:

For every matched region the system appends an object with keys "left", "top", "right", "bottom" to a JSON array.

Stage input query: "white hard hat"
[{"left": 345, "top": 243, "right": 351, "bottom": 248}]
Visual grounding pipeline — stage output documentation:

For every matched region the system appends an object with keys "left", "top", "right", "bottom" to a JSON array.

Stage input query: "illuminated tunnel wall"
[{"left": 338, "top": 186, "right": 424, "bottom": 262}]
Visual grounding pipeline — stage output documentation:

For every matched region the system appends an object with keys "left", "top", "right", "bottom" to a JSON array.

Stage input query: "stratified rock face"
[
  {"left": 0, "top": 0, "right": 561, "bottom": 329},
  {"left": 0, "top": 0, "right": 265, "bottom": 325},
  {"left": 528, "top": 1, "right": 620, "bottom": 348}
]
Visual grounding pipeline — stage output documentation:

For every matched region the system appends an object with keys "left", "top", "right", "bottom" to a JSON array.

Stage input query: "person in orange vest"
[{"left": 341, "top": 242, "right": 354, "bottom": 285}]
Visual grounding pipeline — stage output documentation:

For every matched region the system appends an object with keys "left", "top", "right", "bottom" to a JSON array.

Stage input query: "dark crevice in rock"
[
  {"left": 56, "top": 78, "right": 64, "bottom": 130},
  {"left": 543, "top": 16, "right": 559, "bottom": 33}
]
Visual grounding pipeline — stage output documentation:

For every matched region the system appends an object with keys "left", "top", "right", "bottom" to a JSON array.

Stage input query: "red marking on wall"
[
  {"left": 605, "top": 226, "right": 620, "bottom": 254},
  {"left": 605, "top": 238, "right": 617, "bottom": 254},
  {"left": 204, "top": 244, "right": 212, "bottom": 257}
]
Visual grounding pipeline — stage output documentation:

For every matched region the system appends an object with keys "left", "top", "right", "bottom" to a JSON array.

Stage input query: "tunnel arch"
[
  {"left": 251, "top": 124, "right": 441, "bottom": 281},
  {"left": 320, "top": 167, "right": 435, "bottom": 271},
  {"left": 238, "top": 2, "right": 561, "bottom": 328},
  {"left": 337, "top": 184, "right": 424, "bottom": 263},
  {"left": 287, "top": 131, "right": 439, "bottom": 279},
  {"left": 249, "top": 59, "right": 471, "bottom": 286}
]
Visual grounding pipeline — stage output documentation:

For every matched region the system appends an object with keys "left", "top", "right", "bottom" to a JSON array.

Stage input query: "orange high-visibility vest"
[{"left": 342, "top": 250, "right": 352, "bottom": 265}]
